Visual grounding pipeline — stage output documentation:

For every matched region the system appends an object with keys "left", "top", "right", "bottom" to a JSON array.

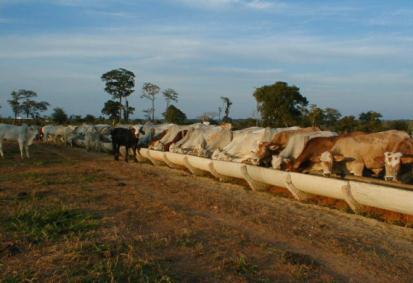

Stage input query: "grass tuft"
[
  {"left": 7, "top": 206, "right": 100, "bottom": 243},
  {"left": 234, "top": 254, "right": 258, "bottom": 277}
]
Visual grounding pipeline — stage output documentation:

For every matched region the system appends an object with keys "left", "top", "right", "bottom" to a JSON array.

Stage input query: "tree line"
[
  {"left": 1, "top": 69, "right": 410, "bottom": 133},
  {"left": 252, "top": 81, "right": 408, "bottom": 133}
]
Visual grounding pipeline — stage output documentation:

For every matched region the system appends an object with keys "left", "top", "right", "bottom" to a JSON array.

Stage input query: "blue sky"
[{"left": 0, "top": 0, "right": 412, "bottom": 119}]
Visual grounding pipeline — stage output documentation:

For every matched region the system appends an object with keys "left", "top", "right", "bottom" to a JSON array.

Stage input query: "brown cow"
[
  {"left": 290, "top": 131, "right": 366, "bottom": 173},
  {"left": 319, "top": 130, "right": 413, "bottom": 180}
]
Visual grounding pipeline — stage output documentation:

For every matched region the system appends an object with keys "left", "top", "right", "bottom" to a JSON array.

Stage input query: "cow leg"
[
  {"left": 18, "top": 140, "right": 24, "bottom": 159},
  {"left": 114, "top": 144, "right": 120, "bottom": 161},
  {"left": 0, "top": 141, "right": 3, "bottom": 158},
  {"left": 25, "top": 144, "right": 30, "bottom": 159},
  {"left": 347, "top": 161, "right": 364, "bottom": 177},
  {"left": 133, "top": 145, "right": 138, "bottom": 162},
  {"left": 112, "top": 142, "right": 118, "bottom": 160},
  {"left": 125, "top": 146, "right": 129, "bottom": 162}
]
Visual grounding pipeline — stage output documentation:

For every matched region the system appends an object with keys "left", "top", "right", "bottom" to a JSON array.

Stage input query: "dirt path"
[{"left": 1, "top": 143, "right": 413, "bottom": 282}]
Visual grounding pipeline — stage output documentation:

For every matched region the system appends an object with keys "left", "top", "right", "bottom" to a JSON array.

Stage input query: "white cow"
[
  {"left": 211, "top": 127, "right": 279, "bottom": 164},
  {"left": 169, "top": 123, "right": 233, "bottom": 157},
  {"left": 0, "top": 124, "right": 40, "bottom": 159},
  {"left": 84, "top": 126, "right": 101, "bottom": 151},
  {"left": 42, "top": 125, "right": 76, "bottom": 145}
]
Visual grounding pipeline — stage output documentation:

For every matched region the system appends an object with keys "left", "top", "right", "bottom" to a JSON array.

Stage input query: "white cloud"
[
  {"left": 209, "top": 66, "right": 282, "bottom": 75},
  {"left": 1, "top": 31, "right": 410, "bottom": 64},
  {"left": 173, "top": 0, "right": 287, "bottom": 11}
]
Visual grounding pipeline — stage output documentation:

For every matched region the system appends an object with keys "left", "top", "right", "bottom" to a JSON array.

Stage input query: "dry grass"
[{"left": 1, "top": 142, "right": 413, "bottom": 282}]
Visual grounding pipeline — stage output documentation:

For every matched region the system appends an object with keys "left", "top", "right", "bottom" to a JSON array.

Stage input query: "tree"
[
  {"left": 163, "top": 88, "right": 178, "bottom": 112},
  {"left": 141, "top": 82, "right": 160, "bottom": 121},
  {"left": 70, "top": 115, "right": 83, "bottom": 123},
  {"left": 123, "top": 100, "right": 135, "bottom": 121},
  {"left": 101, "top": 68, "right": 135, "bottom": 121},
  {"left": 8, "top": 91, "right": 23, "bottom": 120},
  {"left": 220, "top": 96, "right": 233, "bottom": 122},
  {"left": 143, "top": 108, "right": 152, "bottom": 121},
  {"left": 8, "top": 89, "right": 49, "bottom": 120},
  {"left": 163, "top": 105, "right": 187, "bottom": 124},
  {"left": 323, "top": 108, "right": 341, "bottom": 129},
  {"left": 84, "top": 114, "right": 96, "bottom": 123},
  {"left": 358, "top": 111, "right": 383, "bottom": 132},
  {"left": 21, "top": 100, "right": 49, "bottom": 119},
  {"left": 387, "top": 120, "right": 409, "bottom": 132},
  {"left": 306, "top": 104, "right": 324, "bottom": 127},
  {"left": 101, "top": 100, "right": 122, "bottom": 122},
  {"left": 336, "top": 115, "right": 358, "bottom": 133},
  {"left": 253, "top": 81, "right": 308, "bottom": 127},
  {"left": 51, "top": 107, "right": 68, "bottom": 124}
]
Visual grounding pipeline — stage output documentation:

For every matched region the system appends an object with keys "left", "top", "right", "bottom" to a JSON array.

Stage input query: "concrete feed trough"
[{"left": 141, "top": 149, "right": 413, "bottom": 216}]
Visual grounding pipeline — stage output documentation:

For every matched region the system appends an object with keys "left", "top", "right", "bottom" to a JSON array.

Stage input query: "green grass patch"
[
  {"left": 6, "top": 205, "right": 100, "bottom": 243},
  {"left": 234, "top": 255, "right": 258, "bottom": 277},
  {"left": 70, "top": 242, "right": 176, "bottom": 282}
]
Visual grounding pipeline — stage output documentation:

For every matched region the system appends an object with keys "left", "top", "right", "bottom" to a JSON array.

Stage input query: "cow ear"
[
  {"left": 333, "top": 154, "right": 345, "bottom": 162},
  {"left": 401, "top": 157, "right": 413, "bottom": 164},
  {"left": 374, "top": 155, "right": 385, "bottom": 164}
]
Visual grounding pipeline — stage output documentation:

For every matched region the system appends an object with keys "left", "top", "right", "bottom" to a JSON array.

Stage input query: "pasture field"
[{"left": 1, "top": 143, "right": 413, "bottom": 282}]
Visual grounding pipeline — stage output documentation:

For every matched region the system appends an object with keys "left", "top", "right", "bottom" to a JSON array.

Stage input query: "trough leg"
[
  {"left": 240, "top": 165, "right": 270, "bottom": 191},
  {"left": 207, "top": 161, "right": 231, "bottom": 182},
  {"left": 135, "top": 149, "right": 147, "bottom": 162},
  {"left": 341, "top": 182, "right": 365, "bottom": 214},
  {"left": 163, "top": 152, "right": 180, "bottom": 169},
  {"left": 285, "top": 174, "right": 311, "bottom": 201},
  {"left": 147, "top": 150, "right": 165, "bottom": 166},
  {"left": 183, "top": 156, "right": 205, "bottom": 176}
]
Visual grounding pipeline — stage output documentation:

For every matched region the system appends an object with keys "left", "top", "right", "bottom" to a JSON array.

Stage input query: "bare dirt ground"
[{"left": 1, "top": 143, "right": 413, "bottom": 282}]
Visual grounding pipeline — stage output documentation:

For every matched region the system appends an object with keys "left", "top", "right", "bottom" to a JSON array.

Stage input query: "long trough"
[{"left": 138, "top": 149, "right": 413, "bottom": 216}]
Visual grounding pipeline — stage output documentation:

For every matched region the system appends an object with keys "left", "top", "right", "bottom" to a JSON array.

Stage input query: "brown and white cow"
[
  {"left": 149, "top": 124, "right": 201, "bottom": 151},
  {"left": 256, "top": 127, "right": 319, "bottom": 166},
  {"left": 270, "top": 131, "right": 337, "bottom": 170},
  {"left": 319, "top": 130, "right": 413, "bottom": 180}
]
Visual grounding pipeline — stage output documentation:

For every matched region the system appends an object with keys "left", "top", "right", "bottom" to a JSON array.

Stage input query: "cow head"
[
  {"left": 29, "top": 126, "right": 42, "bottom": 144},
  {"left": 151, "top": 141, "right": 165, "bottom": 151},
  {"left": 34, "top": 127, "right": 43, "bottom": 142},
  {"left": 271, "top": 155, "right": 289, "bottom": 170},
  {"left": 314, "top": 151, "right": 347, "bottom": 177},
  {"left": 384, "top": 152, "right": 402, "bottom": 181},
  {"left": 319, "top": 151, "right": 334, "bottom": 176},
  {"left": 169, "top": 143, "right": 180, "bottom": 153},
  {"left": 256, "top": 142, "right": 281, "bottom": 166}
]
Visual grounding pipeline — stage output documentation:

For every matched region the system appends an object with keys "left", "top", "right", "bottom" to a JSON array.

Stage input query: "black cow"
[{"left": 111, "top": 127, "right": 145, "bottom": 162}]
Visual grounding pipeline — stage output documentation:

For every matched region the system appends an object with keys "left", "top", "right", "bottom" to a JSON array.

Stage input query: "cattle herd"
[{"left": 1, "top": 122, "right": 413, "bottom": 184}]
